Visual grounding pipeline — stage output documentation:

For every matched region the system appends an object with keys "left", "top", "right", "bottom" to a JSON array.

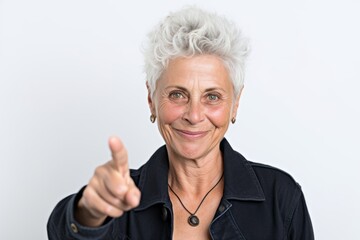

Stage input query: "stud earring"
[
  {"left": 231, "top": 117, "right": 236, "bottom": 124},
  {"left": 150, "top": 114, "right": 156, "bottom": 123}
]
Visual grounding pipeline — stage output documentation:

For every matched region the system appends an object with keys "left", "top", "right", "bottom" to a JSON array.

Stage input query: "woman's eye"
[
  {"left": 169, "top": 92, "right": 185, "bottom": 99},
  {"left": 207, "top": 94, "right": 219, "bottom": 101}
]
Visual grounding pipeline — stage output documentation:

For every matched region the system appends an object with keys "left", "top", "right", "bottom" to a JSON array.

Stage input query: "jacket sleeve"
[
  {"left": 47, "top": 187, "right": 116, "bottom": 240},
  {"left": 286, "top": 187, "right": 315, "bottom": 240}
]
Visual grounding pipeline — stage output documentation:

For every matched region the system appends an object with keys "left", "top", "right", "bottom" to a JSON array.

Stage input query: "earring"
[
  {"left": 231, "top": 117, "right": 236, "bottom": 124},
  {"left": 150, "top": 114, "right": 156, "bottom": 123}
]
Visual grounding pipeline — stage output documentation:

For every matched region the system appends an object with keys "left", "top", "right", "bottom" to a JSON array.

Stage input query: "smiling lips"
[{"left": 174, "top": 129, "right": 209, "bottom": 139}]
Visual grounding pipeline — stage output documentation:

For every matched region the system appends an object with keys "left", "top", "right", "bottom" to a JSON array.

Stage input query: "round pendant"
[{"left": 188, "top": 215, "right": 199, "bottom": 227}]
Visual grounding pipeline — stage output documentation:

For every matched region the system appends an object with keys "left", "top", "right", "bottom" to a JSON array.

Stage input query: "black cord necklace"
[{"left": 168, "top": 173, "right": 224, "bottom": 227}]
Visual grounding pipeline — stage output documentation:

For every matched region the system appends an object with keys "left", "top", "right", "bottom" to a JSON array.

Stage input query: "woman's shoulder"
[
  {"left": 245, "top": 159, "right": 303, "bottom": 205},
  {"left": 248, "top": 160, "right": 299, "bottom": 186},
  {"left": 223, "top": 139, "right": 301, "bottom": 191}
]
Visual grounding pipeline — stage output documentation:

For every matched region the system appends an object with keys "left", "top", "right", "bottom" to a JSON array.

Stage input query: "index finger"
[{"left": 108, "top": 136, "right": 129, "bottom": 175}]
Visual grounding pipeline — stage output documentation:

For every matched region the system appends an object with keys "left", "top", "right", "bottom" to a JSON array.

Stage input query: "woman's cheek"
[
  {"left": 208, "top": 104, "right": 231, "bottom": 122},
  {"left": 158, "top": 102, "right": 184, "bottom": 123}
]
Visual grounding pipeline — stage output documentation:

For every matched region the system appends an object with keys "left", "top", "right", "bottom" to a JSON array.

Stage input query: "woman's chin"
[{"left": 172, "top": 142, "right": 209, "bottom": 160}]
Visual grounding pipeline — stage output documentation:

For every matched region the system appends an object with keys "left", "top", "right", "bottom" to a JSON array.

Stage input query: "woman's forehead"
[{"left": 159, "top": 55, "right": 231, "bottom": 88}]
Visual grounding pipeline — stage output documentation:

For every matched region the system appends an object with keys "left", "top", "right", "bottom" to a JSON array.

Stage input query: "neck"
[{"left": 167, "top": 149, "right": 224, "bottom": 197}]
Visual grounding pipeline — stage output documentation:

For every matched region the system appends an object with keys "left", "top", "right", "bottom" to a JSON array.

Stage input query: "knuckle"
[
  {"left": 112, "top": 183, "right": 128, "bottom": 197},
  {"left": 82, "top": 190, "right": 96, "bottom": 210},
  {"left": 99, "top": 204, "right": 111, "bottom": 215},
  {"left": 103, "top": 205, "right": 124, "bottom": 218},
  {"left": 94, "top": 165, "right": 106, "bottom": 177},
  {"left": 110, "top": 198, "right": 121, "bottom": 207},
  {"left": 88, "top": 177, "right": 98, "bottom": 188},
  {"left": 82, "top": 187, "right": 92, "bottom": 200},
  {"left": 83, "top": 187, "right": 96, "bottom": 204}
]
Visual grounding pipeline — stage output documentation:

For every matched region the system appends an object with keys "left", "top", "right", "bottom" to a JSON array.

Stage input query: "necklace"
[{"left": 168, "top": 173, "right": 224, "bottom": 227}]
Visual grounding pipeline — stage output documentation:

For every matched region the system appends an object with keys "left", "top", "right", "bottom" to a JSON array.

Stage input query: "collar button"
[
  {"left": 218, "top": 204, "right": 226, "bottom": 212},
  {"left": 161, "top": 206, "right": 168, "bottom": 221}
]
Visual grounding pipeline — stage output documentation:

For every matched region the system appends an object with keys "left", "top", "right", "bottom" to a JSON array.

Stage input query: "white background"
[{"left": 1, "top": 0, "right": 359, "bottom": 239}]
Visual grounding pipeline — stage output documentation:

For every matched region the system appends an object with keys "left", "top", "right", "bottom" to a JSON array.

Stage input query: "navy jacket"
[{"left": 47, "top": 139, "right": 314, "bottom": 239}]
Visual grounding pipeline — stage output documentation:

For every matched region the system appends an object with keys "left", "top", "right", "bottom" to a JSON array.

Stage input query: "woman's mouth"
[{"left": 174, "top": 129, "right": 209, "bottom": 139}]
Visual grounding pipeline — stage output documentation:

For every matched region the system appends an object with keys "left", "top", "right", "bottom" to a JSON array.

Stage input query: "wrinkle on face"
[{"left": 148, "top": 55, "right": 241, "bottom": 162}]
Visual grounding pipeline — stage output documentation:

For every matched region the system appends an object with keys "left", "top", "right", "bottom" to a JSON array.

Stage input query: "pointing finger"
[{"left": 108, "top": 136, "right": 129, "bottom": 174}]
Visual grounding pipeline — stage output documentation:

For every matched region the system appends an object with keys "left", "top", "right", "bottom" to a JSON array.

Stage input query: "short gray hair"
[{"left": 144, "top": 6, "right": 249, "bottom": 97}]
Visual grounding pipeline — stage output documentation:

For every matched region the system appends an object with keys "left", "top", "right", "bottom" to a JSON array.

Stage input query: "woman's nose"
[{"left": 183, "top": 99, "right": 205, "bottom": 125}]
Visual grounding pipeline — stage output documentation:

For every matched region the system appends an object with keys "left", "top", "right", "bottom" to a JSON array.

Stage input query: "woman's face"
[{"left": 148, "top": 55, "right": 241, "bottom": 160}]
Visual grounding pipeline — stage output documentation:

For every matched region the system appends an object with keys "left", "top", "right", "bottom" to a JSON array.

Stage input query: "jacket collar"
[
  {"left": 220, "top": 139, "right": 265, "bottom": 201},
  {"left": 135, "top": 138, "right": 265, "bottom": 211}
]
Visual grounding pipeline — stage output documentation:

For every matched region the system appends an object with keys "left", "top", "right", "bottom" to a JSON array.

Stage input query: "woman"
[{"left": 48, "top": 7, "right": 314, "bottom": 240}]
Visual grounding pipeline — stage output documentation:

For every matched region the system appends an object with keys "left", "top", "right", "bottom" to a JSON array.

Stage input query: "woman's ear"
[
  {"left": 231, "top": 86, "right": 244, "bottom": 120},
  {"left": 146, "top": 81, "right": 155, "bottom": 115}
]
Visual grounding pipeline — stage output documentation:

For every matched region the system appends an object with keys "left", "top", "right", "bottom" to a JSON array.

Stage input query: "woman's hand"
[{"left": 75, "top": 137, "right": 141, "bottom": 227}]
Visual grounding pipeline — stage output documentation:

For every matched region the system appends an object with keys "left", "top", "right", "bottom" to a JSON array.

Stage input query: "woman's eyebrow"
[
  {"left": 165, "top": 86, "right": 188, "bottom": 91},
  {"left": 204, "top": 87, "right": 226, "bottom": 92}
]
